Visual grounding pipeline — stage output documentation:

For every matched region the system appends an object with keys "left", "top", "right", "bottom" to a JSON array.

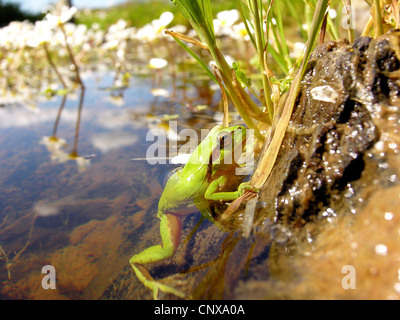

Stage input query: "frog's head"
[{"left": 209, "top": 125, "right": 247, "bottom": 169}]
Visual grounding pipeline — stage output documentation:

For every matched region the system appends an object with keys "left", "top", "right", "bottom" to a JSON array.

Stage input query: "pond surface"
[{"left": 0, "top": 66, "right": 237, "bottom": 299}]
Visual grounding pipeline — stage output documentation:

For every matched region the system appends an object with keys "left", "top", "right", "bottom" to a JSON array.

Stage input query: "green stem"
[
  {"left": 327, "top": 16, "right": 340, "bottom": 40},
  {"left": 273, "top": 0, "right": 292, "bottom": 70},
  {"left": 170, "top": 34, "right": 218, "bottom": 84},
  {"left": 213, "top": 47, "right": 265, "bottom": 141},
  {"left": 52, "top": 94, "right": 67, "bottom": 137},
  {"left": 199, "top": 24, "right": 266, "bottom": 140},
  {"left": 238, "top": 0, "right": 257, "bottom": 49},
  {"left": 374, "top": 0, "right": 383, "bottom": 36},
  {"left": 250, "top": 0, "right": 274, "bottom": 121},
  {"left": 345, "top": 0, "right": 354, "bottom": 43},
  {"left": 72, "top": 88, "right": 85, "bottom": 154},
  {"left": 60, "top": 23, "right": 85, "bottom": 88},
  {"left": 284, "top": 0, "right": 308, "bottom": 39},
  {"left": 43, "top": 42, "right": 67, "bottom": 89}
]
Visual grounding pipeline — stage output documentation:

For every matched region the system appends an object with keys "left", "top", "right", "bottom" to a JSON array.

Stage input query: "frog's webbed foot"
[
  {"left": 130, "top": 263, "right": 187, "bottom": 299},
  {"left": 129, "top": 213, "right": 186, "bottom": 299}
]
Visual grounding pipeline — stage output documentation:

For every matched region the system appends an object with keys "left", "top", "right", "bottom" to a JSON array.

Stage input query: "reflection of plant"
[
  {"left": 40, "top": 90, "right": 90, "bottom": 172},
  {"left": 27, "top": 6, "right": 90, "bottom": 171}
]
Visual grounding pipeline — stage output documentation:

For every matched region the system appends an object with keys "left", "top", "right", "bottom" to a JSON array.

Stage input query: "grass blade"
[{"left": 166, "top": 30, "right": 218, "bottom": 84}]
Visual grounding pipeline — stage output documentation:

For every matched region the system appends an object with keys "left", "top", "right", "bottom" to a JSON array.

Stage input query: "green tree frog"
[{"left": 129, "top": 125, "right": 256, "bottom": 299}]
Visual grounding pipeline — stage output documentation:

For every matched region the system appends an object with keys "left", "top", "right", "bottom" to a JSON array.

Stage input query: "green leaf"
[
  {"left": 171, "top": 0, "right": 215, "bottom": 44},
  {"left": 232, "top": 62, "right": 252, "bottom": 87}
]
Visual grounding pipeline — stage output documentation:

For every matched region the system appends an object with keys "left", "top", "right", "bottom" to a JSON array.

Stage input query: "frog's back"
[{"left": 158, "top": 125, "right": 225, "bottom": 216}]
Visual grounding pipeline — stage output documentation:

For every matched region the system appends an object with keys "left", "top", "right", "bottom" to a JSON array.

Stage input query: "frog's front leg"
[
  {"left": 204, "top": 176, "right": 257, "bottom": 201},
  {"left": 129, "top": 212, "right": 186, "bottom": 299}
]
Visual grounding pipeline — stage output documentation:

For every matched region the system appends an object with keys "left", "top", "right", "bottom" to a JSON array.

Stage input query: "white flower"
[
  {"left": 40, "top": 136, "right": 67, "bottom": 153},
  {"left": 108, "top": 19, "right": 127, "bottom": 33},
  {"left": 40, "top": 136, "right": 90, "bottom": 170},
  {"left": 151, "top": 88, "right": 170, "bottom": 97},
  {"left": 152, "top": 11, "right": 174, "bottom": 34},
  {"left": 216, "top": 9, "right": 239, "bottom": 28},
  {"left": 231, "top": 22, "right": 252, "bottom": 41},
  {"left": 290, "top": 42, "right": 306, "bottom": 59},
  {"left": 26, "top": 21, "right": 53, "bottom": 47},
  {"left": 40, "top": 136, "right": 70, "bottom": 162},
  {"left": 134, "top": 11, "right": 173, "bottom": 42},
  {"left": 101, "top": 39, "right": 119, "bottom": 50},
  {"left": 214, "top": 9, "right": 239, "bottom": 36},
  {"left": 44, "top": 6, "right": 77, "bottom": 28},
  {"left": 69, "top": 153, "right": 91, "bottom": 171},
  {"left": 169, "top": 24, "right": 187, "bottom": 34},
  {"left": 329, "top": 9, "right": 337, "bottom": 19},
  {"left": 135, "top": 24, "right": 157, "bottom": 42},
  {"left": 149, "top": 58, "right": 168, "bottom": 69}
]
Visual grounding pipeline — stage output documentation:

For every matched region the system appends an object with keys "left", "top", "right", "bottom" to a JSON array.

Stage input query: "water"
[{"left": 0, "top": 67, "right": 223, "bottom": 299}]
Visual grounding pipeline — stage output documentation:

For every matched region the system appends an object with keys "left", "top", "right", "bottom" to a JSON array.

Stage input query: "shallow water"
[{"left": 0, "top": 67, "right": 225, "bottom": 299}]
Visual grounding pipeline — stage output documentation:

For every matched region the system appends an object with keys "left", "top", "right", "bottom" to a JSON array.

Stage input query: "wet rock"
[
  {"left": 242, "top": 31, "right": 400, "bottom": 299},
  {"left": 259, "top": 30, "right": 400, "bottom": 228}
]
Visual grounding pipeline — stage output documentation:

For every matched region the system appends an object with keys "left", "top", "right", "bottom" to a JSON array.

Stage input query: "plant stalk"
[
  {"left": 249, "top": 0, "right": 274, "bottom": 121},
  {"left": 197, "top": 22, "right": 266, "bottom": 140},
  {"left": 43, "top": 42, "right": 67, "bottom": 89},
  {"left": 374, "top": 0, "right": 384, "bottom": 37}
]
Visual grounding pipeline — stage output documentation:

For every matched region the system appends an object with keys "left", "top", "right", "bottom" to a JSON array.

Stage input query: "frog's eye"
[{"left": 217, "top": 131, "right": 232, "bottom": 148}]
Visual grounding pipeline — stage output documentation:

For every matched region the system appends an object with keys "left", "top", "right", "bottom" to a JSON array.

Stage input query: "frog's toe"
[
  {"left": 153, "top": 280, "right": 186, "bottom": 299},
  {"left": 238, "top": 182, "right": 259, "bottom": 195}
]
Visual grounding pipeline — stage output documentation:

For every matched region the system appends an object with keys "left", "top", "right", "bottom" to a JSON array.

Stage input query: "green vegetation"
[
  {"left": 76, "top": 0, "right": 238, "bottom": 29},
  {"left": 164, "top": 0, "right": 393, "bottom": 190}
]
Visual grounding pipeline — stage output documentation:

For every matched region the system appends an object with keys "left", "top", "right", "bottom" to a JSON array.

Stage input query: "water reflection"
[
  {"left": 0, "top": 58, "right": 229, "bottom": 299},
  {"left": 0, "top": 10, "right": 250, "bottom": 298},
  {"left": 40, "top": 89, "right": 90, "bottom": 171}
]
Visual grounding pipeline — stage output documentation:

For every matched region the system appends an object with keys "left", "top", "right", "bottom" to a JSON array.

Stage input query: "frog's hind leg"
[{"left": 129, "top": 212, "right": 186, "bottom": 299}]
